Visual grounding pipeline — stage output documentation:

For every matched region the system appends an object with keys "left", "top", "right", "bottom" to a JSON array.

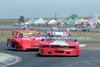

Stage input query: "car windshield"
[
  {"left": 43, "top": 30, "right": 64, "bottom": 37},
  {"left": 20, "top": 32, "right": 41, "bottom": 38},
  {"left": 47, "top": 30, "right": 62, "bottom": 33},
  {"left": 46, "top": 34, "right": 73, "bottom": 41}
]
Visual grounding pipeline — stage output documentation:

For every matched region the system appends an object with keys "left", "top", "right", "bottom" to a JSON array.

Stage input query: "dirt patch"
[
  {"left": 80, "top": 44, "right": 100, "bottom": 50},
  {"left": 71, "top": 32, "right": 100, "bottom": 36},
  {"left": 0, "top": 31, "right": 12, "bottom": 34}
]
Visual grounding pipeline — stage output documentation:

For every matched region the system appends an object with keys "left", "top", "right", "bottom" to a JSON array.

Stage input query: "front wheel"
[
  {"left": 11, "top": 40, "right": 17, "bottom": 51},
  {"left": 11, "top": 44, "right": 17, "bottom": 51},
  {"left": 7, "top": 40, "right": 11, "bottom": 50},
  {"left": 76, "top": 55, "right": 79, "bottom": 57}
]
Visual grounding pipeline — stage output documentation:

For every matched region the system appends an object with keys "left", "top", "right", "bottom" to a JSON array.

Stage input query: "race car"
[
  {"left": 82, "top": 27, "right": 90, "bottom": 32},
  {"left": 39, "top": 32, "right": 80, "bottom": 56},
  {"left": 7, "top": 30, "right": 42, "bottom": 50},
  {"left": 67, "top": 27, "right": 78, "bottom": 32}
]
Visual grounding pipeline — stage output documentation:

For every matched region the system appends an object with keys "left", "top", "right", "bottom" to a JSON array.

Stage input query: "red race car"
[
  {"left": 7, "top": 30, "right": 42, "bottom": 50},
  {"left": 39, "top": 32, "right": 80, "bottom": 56}
]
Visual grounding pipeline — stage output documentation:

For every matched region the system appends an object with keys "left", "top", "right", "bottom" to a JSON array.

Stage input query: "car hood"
[
  {"left": 21, "top": 38, "right": 40, "bottom": 45},
  {"left": 43, "top": 40, "right": 78, "bottom": 46}
]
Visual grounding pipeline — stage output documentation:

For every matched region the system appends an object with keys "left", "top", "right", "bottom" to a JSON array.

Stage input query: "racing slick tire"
[
  {"left": 11, "top": 40, "right": 17, "bottom": 51},
  {"left": 76, "top": 55, "right": 79, "bottom": 57},
  {"left": 38, "top": 53, "right": 41, "bottom": 56},
  {"left": 7, "top": 39, "right": 11, "bottom": 50}
]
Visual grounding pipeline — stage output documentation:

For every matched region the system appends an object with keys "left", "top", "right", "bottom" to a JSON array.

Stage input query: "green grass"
[
  {"left": 0, "top": 30, "right": 100, "bottom": 41},
  {"left": 70, "top": 32, "right": 100, "bottom": 41},
  {"left": 0, "top": 30, "right": 12, "bottom": 41},
  {"left": 39, "top": 31, "right": 100, "bottom": 41},
  {"left": 0, "top": 19, "right": 29, "bottom": 27},
  {"left": 73, "top": 35, "right": 100, "bottom": 41}
]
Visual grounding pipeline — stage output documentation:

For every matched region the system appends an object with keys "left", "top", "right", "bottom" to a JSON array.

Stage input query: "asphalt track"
[{"left": 0, "top": 42, "right": 100, "bottom": 67}]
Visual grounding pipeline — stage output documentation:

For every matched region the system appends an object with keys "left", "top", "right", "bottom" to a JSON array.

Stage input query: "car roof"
[
  {"left": 45, "top": 30, "right": 66, "bottom": 32},
  {"left": 47, "top": 32, "right": 71, "bottom": 35},
  {"left": 12, "top": 30, "right": 39, "bottom": 33}
]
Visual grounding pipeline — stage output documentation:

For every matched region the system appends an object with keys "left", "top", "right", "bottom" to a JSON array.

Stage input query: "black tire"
[
  {"left": 12, "top": 45, "right": 17, "bottom": 51},
  {"left": 11, "top": 40, "right": 17, "bottom": 51},
  {"left": 7, "top": 39, "right": 10, "bottom": 50},
  {"left": 76, "top": 55, "right": 79, "bottom": 57},
  {"left": 38, "top": 53, "right": 41, "bottom": 56}
]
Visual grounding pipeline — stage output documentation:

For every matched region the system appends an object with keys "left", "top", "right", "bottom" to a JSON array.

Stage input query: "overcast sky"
[{"left": 0, "top": 0, "right": 100, "bottom": 19}]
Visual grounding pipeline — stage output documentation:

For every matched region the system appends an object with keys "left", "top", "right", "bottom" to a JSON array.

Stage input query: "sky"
[{"left": 0, "top": 0, "right": 100, "bottom": 19}]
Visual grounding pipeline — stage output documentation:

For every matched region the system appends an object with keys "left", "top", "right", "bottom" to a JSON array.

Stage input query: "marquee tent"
[
  {"left": 88, "top": 17, "right": 97, "bottom": 23},
  {"left": 33, "top": 18, "right": 45, "bottom": 24},
  {"left": 48, "top": 19, "right": 57, "bottom": 24},
  {"left": 75, "top": 18, "right": 85, "bottom": 24},
  {"left": 96, "top": 20, "right": 100, "bottom": 25},
  {"left": 44, "top": 19, "right": 51, "bottom": 24},
  {"left": 73, "top": 18, "right": 79, "bottom": 22},
  {"left": 64, "top": 18, "right": 73, "bottom": 24},
  {"left": 25, "top": 19, "right": 37, "bottom": 24}
]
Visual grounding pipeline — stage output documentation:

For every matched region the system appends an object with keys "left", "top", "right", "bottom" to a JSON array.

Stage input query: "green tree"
[
  {"left": 69, "top": 14, "right": 78, "bottom": 19},
  {"left": 19, "top": 16, "right": 25, "bottom": 23}
]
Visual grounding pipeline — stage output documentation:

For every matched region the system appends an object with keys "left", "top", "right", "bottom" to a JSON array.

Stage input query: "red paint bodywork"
[
  {"left": 7, "top": 30, "right": 42, "bottom": 50},
  {"left": 39, "top": 32, "right": 80, "bottom": 56}
]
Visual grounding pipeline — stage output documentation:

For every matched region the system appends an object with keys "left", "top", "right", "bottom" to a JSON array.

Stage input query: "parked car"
[
  {"left": 82, "top": 27, "right": 90, "bottom": 32},
  {"left": 67, "top": 27, "right": 78, "bottom": 32}
]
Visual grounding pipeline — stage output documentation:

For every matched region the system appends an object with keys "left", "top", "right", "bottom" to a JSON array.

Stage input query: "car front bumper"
[{"left": 39, "top": 48, "right": 80, "bottom": 56}]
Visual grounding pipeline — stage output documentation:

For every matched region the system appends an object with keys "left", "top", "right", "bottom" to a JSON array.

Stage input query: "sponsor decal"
[
  {"left": 20, "top": 31, "right": 39, "bottom": 33},
  {"left": 22, "top": 38, "right": 31, "bottom": 40},
  {"left": 54, "top": 32, "right": 64, "bottom": 35},
  {"left": 50, "top": 41, "right": 69, "bottom": 46},
  {"left": 64, "top": 49, "right": 73, "bottom": 51},
  {"left": 35, "top": 37, "right": 42, "bottom": 40}
]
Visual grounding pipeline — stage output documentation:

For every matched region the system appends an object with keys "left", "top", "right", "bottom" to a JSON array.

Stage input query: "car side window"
[
  {"left": 16, "top": 32, "right": 19, "bottom": 38},
  {"left": 20, "top": 33, "right": 23, "bottom": 38},
  {"left": 43, "top": 32, "right": 47, "bottom": 37}
]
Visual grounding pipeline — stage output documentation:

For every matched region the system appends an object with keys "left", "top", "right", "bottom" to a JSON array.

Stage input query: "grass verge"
[
  {"left": 0, "top": 30, "right": 100, "bottom": 41},
  {"left": 80, "top": 44, "right": 100, "bottom": 50}
]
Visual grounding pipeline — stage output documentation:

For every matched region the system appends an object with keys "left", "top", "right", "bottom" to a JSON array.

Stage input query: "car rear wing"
[{"left": 12, "top": 30, "right": 19, "bottom": 37}]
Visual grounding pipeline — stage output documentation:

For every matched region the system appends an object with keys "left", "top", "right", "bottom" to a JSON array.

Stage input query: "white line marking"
[
  {"left": 79, "top": 44, "right": 87, "bottom": 47},
  {"left": 2, "top": 55, "right": 22, "bottom": 67}
]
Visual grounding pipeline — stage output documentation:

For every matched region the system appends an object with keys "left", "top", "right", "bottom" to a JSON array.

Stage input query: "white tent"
[
  {"left": 44, "top": 19, "right": 51, "bottom": 23},
  {"left": 48, "top": 19, "right": 57, "bottom": 24},
  {"left": 24, "top": 22, "right": 29, "bottom": 24},
  {"left": 97, "top": 20, "right": 100, "bottom": 23}
]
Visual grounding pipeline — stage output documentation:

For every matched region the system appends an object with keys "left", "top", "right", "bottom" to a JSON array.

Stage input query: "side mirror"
[
  {"left": 41, "top": 39, "right": 44, "bottom": 41},
  {"left": 15, "top": 36, "right": 17, "bottom": 38},
  {"left": 74, "top": 39, "right": 77, "bottom": 42}
]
